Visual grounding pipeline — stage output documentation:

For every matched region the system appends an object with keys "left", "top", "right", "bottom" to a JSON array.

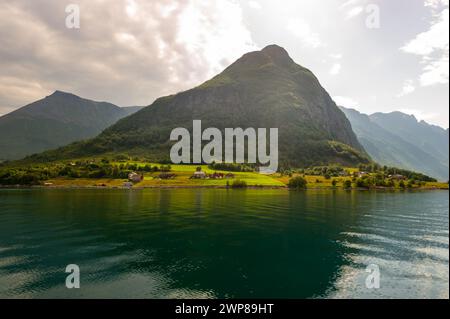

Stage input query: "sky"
[{"left": 0, "top": 0, "right": 448, "bottom": 128}]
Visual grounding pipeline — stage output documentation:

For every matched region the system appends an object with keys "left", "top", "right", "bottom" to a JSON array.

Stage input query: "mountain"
[
  {"left": 0, "top": 91, "right": 142, "bottom": 161},
  {"left": 370, "top": 112, "right": 449, "bottom": 165},
  {"left": 122, "top": 105, "right": 145, "bottom": 116},
  {"left": 26, "top": 45, "right": 370, "bottom": 167},
  {"left": 341, "top": 107, "right": 449, "bottom": 181}
]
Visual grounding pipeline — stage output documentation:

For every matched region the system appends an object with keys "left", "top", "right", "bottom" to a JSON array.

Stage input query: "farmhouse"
[
  {"left": 191, "top": 171, "right": 207, "bottom": 179},
  {"left": 389, "top": 174, "right": 406, "bottom": 181},
  {"left": 356, "top": 171, "right": 368, "bottom": 178},
  {"left": 210, "top": 172, "right": 224, "bottom": 179},
  {"left": 128, "top": 172, "right": 143, "bottom": 183}
]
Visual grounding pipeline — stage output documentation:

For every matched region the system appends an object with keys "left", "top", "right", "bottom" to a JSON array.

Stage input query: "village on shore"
[{"left": 1, "top": 158, "right": 447, "bottom": 190}]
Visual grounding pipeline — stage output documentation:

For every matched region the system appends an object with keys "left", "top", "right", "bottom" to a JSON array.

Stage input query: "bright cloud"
[
  {"left": 0, "top": 0, "right": 257, "bottom": 110},
  {"left": 340, "top": 0, "right": 362, "bottom": 9},
  {"left": 401, "top": 4, "right": 449, "bottom": 87},
  {"left": 346, "top": 6, "right": 364, "bottom": 19},
  {"left": 401, "top": 9, "right": 449, "bottom": 56},
  {"left": 176, "top": 1, "right": 258, "bottom": 81},
  {"left": 330, "top": 53, "right": 343, "bottom": 60},
  {"left": 248, "top": 1, "right": 262, "bottom": 10},
  {"left": 333, "top": 96, "right": 359, "bottom": 108},
  {"left": 286, "top": 18, "right": 322, "bottom": 48},
  {"left": 330, "top": 63, "right": 342, "bottom": 75},
  {"left": 399, "top": 108, "right": 439, "bottom": 122},
  {"left": 397, "top": 80, "right": 416, "bottom": 97},
  {"left": 420, "top": 56, "right": 450, "bottom": 86},
  {"left": 425, "top": 0, "right": 449, "bottom": 8}
]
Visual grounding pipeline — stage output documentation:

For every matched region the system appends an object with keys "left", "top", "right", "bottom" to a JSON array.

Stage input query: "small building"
[
  {"left": 128, "top": 172, "right": 143, "bottom": 183},
  {"left": 356, "top": 171, "right": 368, "bottom": 178},
  {"left": 339, "top": 171, "right": 350, "bottom": 177},
  {"left": 191, "top": 171, "right": 207, "bottom": 179},
  {"left": 389, "top": 174, "right": 406, "bottom": 181},
  {"left": 210, "top": 172, "right": 224, "bottom": 179},
  {"left": 225, "top": 173, "right": 235, "bottom": 179},
  {"left": 123, "top": 182, "right": 133, "bottom": 188}
]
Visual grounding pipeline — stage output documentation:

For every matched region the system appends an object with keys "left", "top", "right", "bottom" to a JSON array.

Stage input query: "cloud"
[
  {"left": 286, "top": 18, "right": 322, "bottom": 48},
  {"left": 329, "top": 63, "right": 342, "bottom": 75},
  {"left": 401, "top": 9, "right": 448, "bottom": 56},
  {"left": 0, "top": 0, "right": 257, "bottom": 110},
  {"left": 420, "top": 55, "right": 449, "bottom": 86},
  {"left": 397, "top": 80, "right": 416, "bottom": 97},
  {"left": 340, "top": 0, "right": 366, "bottom": 21},
  {"left": 425, "top": 0, "right": 449, "bottom": 9},
  {"left": 401, "top": 4, "right": 449, "bottom": 86},
  {"left": 329, "top": 53, "right": 343, "bottom": 60},
  {"left": 176, "top": 1, "right": 258, "bottom": 81},
  {"left": 346, "top": 6, "right": 364, "bottom": 19},
  {"left": 399, "top": 108, "right": 439, "bottom": 123},
  {"left": 248, "top": 1, "right": 262, "bottom": 10},
  {"left": 340, "top": 0, "right": 362, "bottom": 9},
  {"left": 333, "top": 96, "right": 359, "bottom": 108}
]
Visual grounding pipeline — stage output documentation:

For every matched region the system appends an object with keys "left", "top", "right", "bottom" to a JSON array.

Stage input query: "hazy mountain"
[
  {"left": 341, "top": 107, "right": 449, "bottom": 181},
  {"left": 122, "top": 105, "right": 145, "bottom": 116},
  {"left": 0, "top": 91, "right": 142, "bottom": 161},
  {"left": 29, "top": 45, "right": 369, "bottom": 168},
  {"left": 370, "top": 112, "right": 449, "bottom": 165}
]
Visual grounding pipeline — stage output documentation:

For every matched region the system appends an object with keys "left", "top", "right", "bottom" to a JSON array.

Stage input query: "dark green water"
[{"left": 0, "top": 189, "right": 448, "bottom": 299}]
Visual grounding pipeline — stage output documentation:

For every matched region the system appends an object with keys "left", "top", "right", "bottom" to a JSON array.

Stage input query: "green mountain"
[
  {"left": 341, "top": 107, "right": 449, "bottom": 181},
  {"left": 0, "top": 91, "right": 142, "bottom": 161},
  {"left": 27, "top": 45, "right": 369, "bottom": 167}
]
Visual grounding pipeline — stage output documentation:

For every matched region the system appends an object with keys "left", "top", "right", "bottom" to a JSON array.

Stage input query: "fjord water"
[{"left": 0, "top": 189, "right": 448, "bottom": 299}]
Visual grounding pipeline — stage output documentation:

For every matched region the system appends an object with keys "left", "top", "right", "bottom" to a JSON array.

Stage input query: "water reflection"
[{"left": 0, "top": 189, "right": 448, "bottom": 299}]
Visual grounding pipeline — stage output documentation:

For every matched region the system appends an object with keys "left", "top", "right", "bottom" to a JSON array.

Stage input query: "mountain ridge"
[
  {"left": 0, "top": 91, "right": 143, "bottom": 161},
  {"left": 340, "top": 106, "right": 449, "bottom": 181},
  {"left": 25, "top": 45, "right": 370, "bottom": 168}
]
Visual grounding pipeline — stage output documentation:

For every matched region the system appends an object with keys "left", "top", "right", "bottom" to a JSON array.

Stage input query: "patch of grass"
[{"left": 44, "top": 178, "right": 126, "bottom": 188}]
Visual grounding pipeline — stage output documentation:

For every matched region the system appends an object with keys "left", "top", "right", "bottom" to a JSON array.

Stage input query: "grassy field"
[
  {"left": 2, "top": 158, "right": 447, "bottom": 190},
  {"left": 43, "top": 163, "right": 285, "bottom": 188},
  {"left": 38, "top": 162, "right": 449, "bottom": 190}
]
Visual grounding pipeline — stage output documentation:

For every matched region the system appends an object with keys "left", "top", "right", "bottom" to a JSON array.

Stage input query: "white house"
[
  {"left": 192, "top": 171, "right": 207, "bottom": 179},
  {"left": 128, "top": 172, "right": 143, "bottom": 183}
]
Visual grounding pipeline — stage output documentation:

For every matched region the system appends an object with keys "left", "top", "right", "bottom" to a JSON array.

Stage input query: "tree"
[
  {"left": 288, "top": 176, "right": 307, "bottom": 190},
  {"left": 344, "top": 180, "right": 352, "bottom": 189},
  {"left": 231, "top": 180, "right": 247, "bottom": 189},
  {"left": 356, "top": 178, "right": 371, "bottom": 189}
]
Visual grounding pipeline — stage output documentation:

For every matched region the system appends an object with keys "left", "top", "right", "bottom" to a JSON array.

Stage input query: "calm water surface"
[{"left": 0, "top": 189, "right": 448, "bottom": 299}]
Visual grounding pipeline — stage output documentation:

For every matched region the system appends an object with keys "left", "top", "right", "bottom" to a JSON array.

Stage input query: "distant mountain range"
[
  {"left": 341, "top": 107, "right": 449, "bottom": 181},
  {"left": 28, "top": 45, "right": 369, "bottom": 168},
  {"left": 0, "top": 91, "right": 143, "bottom": 161}
]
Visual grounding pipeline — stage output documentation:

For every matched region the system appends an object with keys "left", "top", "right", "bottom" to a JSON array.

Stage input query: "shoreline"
[{"left": 1, "top": 184, "right": 448, "bottom": 191}]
